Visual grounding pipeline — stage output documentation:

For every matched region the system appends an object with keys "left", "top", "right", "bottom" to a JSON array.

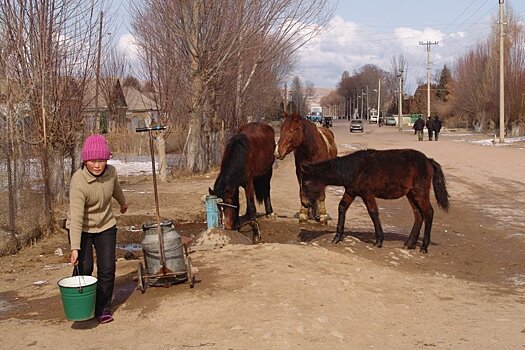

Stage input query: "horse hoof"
[
  {"left": 332, "top": 235, "right": 343, "bottom": 244},
  {"left": 299, "top": 213, "right": 308, "bottom": 223},
  {"left": 404, "top": 243, "right": 416, "bottom": 250},
  {"left": 374, "top": 241, "right": 383, "bottom": 248},
  {"left": 266, "top": 212, "right": 277, "bottom": 220},
  {"left": 420, "top": 247, "right": 428, "bottom": 254}
]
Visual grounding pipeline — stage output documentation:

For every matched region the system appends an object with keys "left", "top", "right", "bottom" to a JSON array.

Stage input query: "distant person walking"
[
  {"left": 426, "top": 117, "right": 434, "bottom": 141},
  {"left": 413, "top": 115, "right": 425, "bottom": 141},
  {"left": 433, "top": 116, "right": 442, "bottom": 141}
]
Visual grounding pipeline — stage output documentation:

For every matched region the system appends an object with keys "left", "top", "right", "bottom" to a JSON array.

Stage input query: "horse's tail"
[
  {"left": 431, "top": 159, "right": 450, "bottom": 212},
  {"left": 254, "top": 173, "right": 271, "bottom": 204}
]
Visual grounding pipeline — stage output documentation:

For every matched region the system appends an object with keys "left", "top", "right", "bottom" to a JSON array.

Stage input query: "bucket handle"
[{"left": 73, "top": 264, "right": 85, "bottom": 294}]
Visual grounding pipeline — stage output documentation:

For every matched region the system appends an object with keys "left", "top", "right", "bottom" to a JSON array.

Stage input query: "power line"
[{"left": 442, "top": 0, "right": 478, "bottom": 33}]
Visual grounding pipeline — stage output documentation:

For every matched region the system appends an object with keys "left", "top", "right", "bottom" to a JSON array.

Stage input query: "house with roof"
[{"left": 83, "top": 78, "right": 159, "bottom": 132}]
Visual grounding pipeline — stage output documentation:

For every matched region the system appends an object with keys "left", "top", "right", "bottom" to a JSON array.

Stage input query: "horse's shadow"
[{"left": 298, "top": 227, "right": 435, "bottom": 249}]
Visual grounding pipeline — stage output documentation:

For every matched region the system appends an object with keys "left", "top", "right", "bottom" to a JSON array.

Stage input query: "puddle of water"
[
  {"left": 0, "top": 299, "right": 14, "bottom": 313},
  {"left": 0, "top": 292, "right": 18, "bottom": 316},
  {"left": 116, "top": 243, "right": 142, "bottom": 252}
]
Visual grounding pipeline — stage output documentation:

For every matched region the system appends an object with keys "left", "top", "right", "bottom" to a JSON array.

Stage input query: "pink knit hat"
[{"left": 81, "top": 134, "right": 111, "bottom": 162}]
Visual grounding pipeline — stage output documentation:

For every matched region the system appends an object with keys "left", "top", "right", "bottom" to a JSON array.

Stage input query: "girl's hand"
[
  {"left": 70, "top": 249, "right": 78, "bottom": 265},
  {"left": 120, "top": 203, "right": 128, "bottom": 214}
]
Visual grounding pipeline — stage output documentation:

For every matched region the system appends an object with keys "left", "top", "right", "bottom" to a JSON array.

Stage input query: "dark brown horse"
[
  {"left": 275, "top": 112, "right": 337, "bottom": 223},
  {"left": 300, "top": 149, "right": 450, "bottom": 253},
  {"left": 210, "top": 122, "right": 275, "bottom": 236}
]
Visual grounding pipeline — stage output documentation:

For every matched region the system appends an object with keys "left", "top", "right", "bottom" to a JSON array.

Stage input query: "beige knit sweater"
[{"left": 66, "top": 164, "right": 127, "bottom": 250}]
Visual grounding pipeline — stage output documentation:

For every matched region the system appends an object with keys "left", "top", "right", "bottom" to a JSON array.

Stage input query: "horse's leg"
[
  {"left": 244, "top": 182, "right": 257, "bottom": 221},
  {"left": 317, "top": 189, "right": 329, "bottom": 225},
  {"left": 419, "top": 199, "right": 434, "bottom": 253},
  {"left": 362, "top": 195, "right": 384, "bottom": 247},
  {"left": 264, "top": 197, "right": 276, "bottom": 220},
  {"left": 296, "top": 168, "right": 309, "bottom": 223},
  {"left": 333, "top": 192, "right": 354, "bottom": 243},
  {"left": 405, "top": 192, "right": 424, "bottom": 250},
  {"left": 244, "top": 182, "right": 261, "bottom": 241}
]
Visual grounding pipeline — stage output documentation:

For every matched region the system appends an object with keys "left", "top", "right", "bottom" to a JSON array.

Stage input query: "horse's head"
[
  {"left": 299, "top": 163, "right": 325, "bottom": 208},
  {"left": 209, "top": 186, "right": 240, "bottom": 230},
  {"left": 275, "top": 112, "right": 303, "bottom": 160}
]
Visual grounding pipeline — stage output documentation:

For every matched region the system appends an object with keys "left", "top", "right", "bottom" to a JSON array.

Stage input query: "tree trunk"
[
  {"left": 40, "top": 143, "right": 52, "bottom": 226},
  {"left": 184, "top": 71, "right": 208, "bottom": 173},
  {"left": 49, "top": 148, "right": 67, "bottom": 205}
]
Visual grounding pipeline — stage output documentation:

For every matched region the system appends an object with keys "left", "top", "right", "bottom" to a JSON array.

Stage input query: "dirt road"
[{"left": 1, "top": 120, "right": 524, "bottom": 349}]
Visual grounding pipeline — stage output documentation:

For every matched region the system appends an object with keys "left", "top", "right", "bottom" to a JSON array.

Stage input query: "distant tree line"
[{"left": 322, "top": 7, "right": 525, "bottom": 137}]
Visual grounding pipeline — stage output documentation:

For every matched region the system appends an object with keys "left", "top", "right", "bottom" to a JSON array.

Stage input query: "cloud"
[
  {"left": 294, "top": 15, "right": 479, "bottom": 92},
  {"left": 117, "top": 33, "right": 139, "bottom": 60}
]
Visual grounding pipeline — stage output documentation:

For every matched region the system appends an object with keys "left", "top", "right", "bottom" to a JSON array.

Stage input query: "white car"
[
  {"left": 349, "top": 119, "right": 364, "bottom": 132},
  {"left": 369, "top": 115, "right": 378, "bottom": 123}
]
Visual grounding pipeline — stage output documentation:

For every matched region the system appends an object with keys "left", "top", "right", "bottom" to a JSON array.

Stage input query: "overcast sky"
[{"left": 111, "top": 0, "right": 525, "bottom": 94}]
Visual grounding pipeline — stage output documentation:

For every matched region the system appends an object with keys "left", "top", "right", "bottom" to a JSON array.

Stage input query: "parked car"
[
  {"left": 349, "top": 119, "right": 364, "bottom": 132},
  {"left": 322, "top": 116, "right": 332, "bottom": 128},
  {"left": 385, "top": 116, "right": 397, "bottom": 126}
]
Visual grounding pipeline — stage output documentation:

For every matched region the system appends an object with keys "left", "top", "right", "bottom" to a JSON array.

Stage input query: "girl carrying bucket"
[{"left": 65, "top": 134, "right": 128, "bottom": 324}]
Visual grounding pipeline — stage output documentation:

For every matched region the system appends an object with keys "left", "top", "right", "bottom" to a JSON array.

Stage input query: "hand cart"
[{"left": 135, "top": 125, "right": 196, "bottom": 292}]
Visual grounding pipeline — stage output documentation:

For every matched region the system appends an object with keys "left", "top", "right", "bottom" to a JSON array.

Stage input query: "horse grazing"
[
  {"left": 210, "top": 122, "right": 276, "bottom": 237},
  {"left": 275, "top": 112, "right": 337, "bottom": 223},
  {"left": 300, "top": 149, "right": 450, "bottom": 253}
]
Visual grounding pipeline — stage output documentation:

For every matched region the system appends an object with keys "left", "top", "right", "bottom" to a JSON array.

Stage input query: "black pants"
[
  {"left": 434, "top": 131, "right": 440, "bottom": 141},
  {"left": 428, "top": 130, "right": 433, "bottom": 140},
  {"left": 75, "top": 226, "right": 117, "bottom": 317}
]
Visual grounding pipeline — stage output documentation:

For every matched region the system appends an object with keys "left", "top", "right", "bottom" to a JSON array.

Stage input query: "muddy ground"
[{"left": 1, "top": 121, "right": 524, "bottom": 349}]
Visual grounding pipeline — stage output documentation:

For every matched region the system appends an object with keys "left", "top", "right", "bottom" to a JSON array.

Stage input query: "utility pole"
[
  {"left": 94, "top": 10, "right": 104, "bottom": 133},
  {"left": 419, "top": 40, "right": 438, "bottom": 120},
  {"left": 360, "top": 90, "right": 364, "bottom": 119},
  {"left": 377, "top": 79, "right": 381, "bottom": 120},
  {"left": 499, "top": 0, "right": 505, "bottom": 143},
  {"left": 397, "top": 69, "right": 403, "bottom": 131},
  {"left": 366, "top": 85, "right": 369, "bottom": 120}
]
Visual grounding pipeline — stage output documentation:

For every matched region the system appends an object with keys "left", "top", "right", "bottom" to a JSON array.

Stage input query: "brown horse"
[
  {"left": 275, "top": 112, "right": 337, "bottom": 223},
  {"left": 300, "top": 149, "right": 450, "bottom": 253},
  {"left": 210, "top": 122, "right": 275, "bottom": 237}
]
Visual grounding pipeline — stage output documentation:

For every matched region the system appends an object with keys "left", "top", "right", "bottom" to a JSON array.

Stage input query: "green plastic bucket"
[{"left": 57, "top": 275, "right": 97, "bottom": 321}]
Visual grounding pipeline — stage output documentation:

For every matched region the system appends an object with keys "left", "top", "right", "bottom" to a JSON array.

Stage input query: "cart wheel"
[
  {"left": 137, "top": 262, "right": 147, "bottom": 293},
  {"left": 186, "top": 256, "right": 195, "bottom": 288}
]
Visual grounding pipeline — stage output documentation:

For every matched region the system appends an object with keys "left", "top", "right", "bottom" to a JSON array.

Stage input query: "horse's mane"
[
  {"left": 301, "top": 118, "right": 319, "bottom": 152},
  {"left": 213, "top": 134, "right": 249, "bottom": 196}
]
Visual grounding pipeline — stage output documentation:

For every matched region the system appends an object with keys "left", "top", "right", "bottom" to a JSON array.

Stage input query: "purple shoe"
[{"left": 98, "top": 313, "right": 114, "bottom": 324}]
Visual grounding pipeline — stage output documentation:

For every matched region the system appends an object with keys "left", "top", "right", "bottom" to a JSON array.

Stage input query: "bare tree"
[
  {"left": 131, "top": 0, "right": 335, "bottom": 174},
  {"left": 390, "top": 54, "right": 409, "bottom": 115},
  {"left": 289, "top": 76, "right": 313, "bottom": 116},
  {"left": 453, "top": 41, "right": 492, "bottom": 131},
  {"left": 320, "top": 90, "right": 344, "bottom": 118},
  {"left": 451, "top": 5, "right": 525, "bottom": 134},
  {"left": 0, "top": 0, "right": 106, "bottom": 232}
]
